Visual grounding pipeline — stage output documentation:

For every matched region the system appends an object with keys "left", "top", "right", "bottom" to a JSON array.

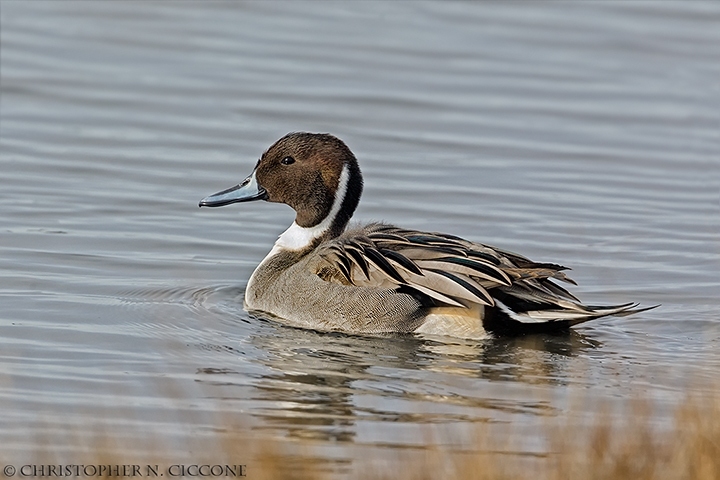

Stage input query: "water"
[{"left": 1, "top": 0, "right": 719, "bottom": 469}]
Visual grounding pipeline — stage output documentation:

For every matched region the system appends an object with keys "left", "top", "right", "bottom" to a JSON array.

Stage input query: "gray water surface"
[{"left": 1, "top": 0, "right": 719, "bottom": 468}]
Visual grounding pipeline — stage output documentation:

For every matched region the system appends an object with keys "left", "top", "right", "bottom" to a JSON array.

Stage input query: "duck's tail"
[{"left": 484, "top": 294, "right": 659, "bottom": 336}]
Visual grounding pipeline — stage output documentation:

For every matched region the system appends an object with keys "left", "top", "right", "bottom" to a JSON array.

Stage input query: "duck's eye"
[{"left": 280, "top": 156, "right": 295, "bottom": 166}]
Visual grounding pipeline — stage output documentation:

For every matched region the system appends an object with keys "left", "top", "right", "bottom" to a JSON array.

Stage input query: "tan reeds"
[{"left": 4, "top": 387, "right": 719, "bottom": 479}]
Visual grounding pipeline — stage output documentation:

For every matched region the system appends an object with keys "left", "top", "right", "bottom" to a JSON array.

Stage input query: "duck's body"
[{"left": 200, "top": 133, "right": 651, "bottom": 339}]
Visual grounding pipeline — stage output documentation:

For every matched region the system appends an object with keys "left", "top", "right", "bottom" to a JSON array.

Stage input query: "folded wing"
[{"left": 315, "top": 223, "right": 655, "bottom": 329}]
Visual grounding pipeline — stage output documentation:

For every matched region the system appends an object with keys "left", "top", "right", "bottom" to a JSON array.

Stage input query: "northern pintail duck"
[{"left": 200, "top": 133, "right": 653, "bottom": 339}]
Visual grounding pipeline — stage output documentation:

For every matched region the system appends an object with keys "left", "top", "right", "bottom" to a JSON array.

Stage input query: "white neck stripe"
[{"left": 271, "top": 163, "right": 350, "bottom": 253}]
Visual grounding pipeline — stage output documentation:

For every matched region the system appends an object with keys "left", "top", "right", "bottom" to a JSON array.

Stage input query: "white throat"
[{"left": 270, "top": 163, "right": 350, "bottom": 255}]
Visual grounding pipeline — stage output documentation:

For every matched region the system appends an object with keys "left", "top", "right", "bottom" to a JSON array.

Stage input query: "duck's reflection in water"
[{"left": 198, "top": 315, "right": 599, "bottom": 444}]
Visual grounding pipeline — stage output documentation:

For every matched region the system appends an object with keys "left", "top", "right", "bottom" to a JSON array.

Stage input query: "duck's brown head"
[{"left": 200, "top": 133, "right": 363, "bottom": 239}]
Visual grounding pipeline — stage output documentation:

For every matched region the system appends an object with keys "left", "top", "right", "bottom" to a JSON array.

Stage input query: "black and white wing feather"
[{"left": 314, "top": 223, "right": 654, "bottom": 331}]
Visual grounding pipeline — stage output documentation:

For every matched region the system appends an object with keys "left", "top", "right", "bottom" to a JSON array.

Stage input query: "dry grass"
[
  {"left": 224, "top": 391, "right": 720, "bottom": 479},
  {"left": 5, "top": 390, "right": 720, "bottom": 480},
  {"left": 356, "top": 393, "right": 719, "bottom": 480}
]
